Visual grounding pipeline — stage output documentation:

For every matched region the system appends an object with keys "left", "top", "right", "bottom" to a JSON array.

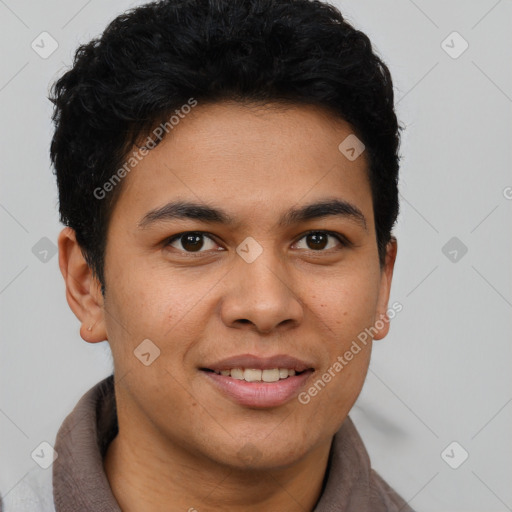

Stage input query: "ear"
[
  {"left": 372, "top": 236, "right": 398, "bottom": 341},
  {"left": 58, "top": 227, "right": 107, "bottom": 343}
]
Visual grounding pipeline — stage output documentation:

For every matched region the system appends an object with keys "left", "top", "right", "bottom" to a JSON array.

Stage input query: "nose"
[{"left": 219, "top": 248, "right": 304, "bottom": 335}]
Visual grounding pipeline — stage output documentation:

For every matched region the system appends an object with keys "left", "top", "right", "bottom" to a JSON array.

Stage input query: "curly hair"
[{"left": 49, "top": 0, "right": 402, "bottom": 293}]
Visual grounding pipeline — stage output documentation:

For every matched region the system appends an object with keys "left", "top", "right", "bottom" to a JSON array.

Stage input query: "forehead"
[{"left": 110, "top": 101, "right": 374, "bottom": 231}]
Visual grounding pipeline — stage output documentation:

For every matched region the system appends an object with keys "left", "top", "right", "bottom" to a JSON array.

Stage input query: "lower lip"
[{"left": 201, "top": 370, "right": 313, "bottom": 408}]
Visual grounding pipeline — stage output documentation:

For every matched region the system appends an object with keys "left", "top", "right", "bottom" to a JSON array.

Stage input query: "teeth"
[
  {"left": 244, "top": 369, "right": 261, "bottom": 382},
  {"left": 231, "top": 368, "right": 244, "bottom": 380},
  {"left": 215, "top": 368, "right": 298, "bottom": 382},
  {"left": 279, "top": 368, "right": 289, "bottom": 379},
  {"left": 262, "top": 369, "right": 280, "bottom": 382}
]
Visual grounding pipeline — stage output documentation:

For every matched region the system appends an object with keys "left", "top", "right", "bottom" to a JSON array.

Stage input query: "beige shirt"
[{"left": 1, "top": 376, "right": 414, "bottom": 512}]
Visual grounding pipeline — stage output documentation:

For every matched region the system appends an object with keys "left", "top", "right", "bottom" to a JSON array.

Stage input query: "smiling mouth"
[
  {"left": 200, "top": 367, "right": 309, "bottom": 382},
  {"left": 200, "top": 365, "right": 315, "bottom": 408}
]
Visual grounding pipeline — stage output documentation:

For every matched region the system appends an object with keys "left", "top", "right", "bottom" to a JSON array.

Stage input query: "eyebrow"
[{"left": 138, "top": 198, "right": 368, "bottom": 231}]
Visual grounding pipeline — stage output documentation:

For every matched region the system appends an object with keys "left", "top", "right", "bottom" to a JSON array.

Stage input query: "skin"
[{"left": 58, "top": 101, "right": 397, "bottom": 512}]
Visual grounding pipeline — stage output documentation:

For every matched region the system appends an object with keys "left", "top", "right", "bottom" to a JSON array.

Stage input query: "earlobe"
[
  {"left": 58, "top": 227, "right": 108, "bottom": 343},
  {"left": 372, "top": 236, "right": 398, "bottom": 341}
]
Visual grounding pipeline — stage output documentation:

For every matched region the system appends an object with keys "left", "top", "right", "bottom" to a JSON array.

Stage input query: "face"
[{"left": 61, "top": 101, "right": 396, "bottom": 470}]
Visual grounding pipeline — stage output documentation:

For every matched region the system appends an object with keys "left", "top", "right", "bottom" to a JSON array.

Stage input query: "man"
[{"left": 1, "top": 0, "right": 411, "bottom": 510}]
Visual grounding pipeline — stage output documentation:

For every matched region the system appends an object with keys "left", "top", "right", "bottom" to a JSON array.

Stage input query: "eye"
[
  {"left": 164, "top": 230, "right": 350, "bottom": 255},
  {"left": 293, "top": 231, "right": 349, "bottom": 251},
  {"left": 165, "top": 232, "right": 221, "bottom": 253}
]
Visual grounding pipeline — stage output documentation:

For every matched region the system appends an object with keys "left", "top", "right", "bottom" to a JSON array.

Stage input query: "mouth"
[{"left": 199, "top": 354, "right": 315, "bottom": 408}]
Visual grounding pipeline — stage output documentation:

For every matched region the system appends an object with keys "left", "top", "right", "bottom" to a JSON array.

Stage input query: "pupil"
[
  {"left": 183, "top": 233, "right": 203, "bottom": 251},
  {"left": 308, "top": 233, "right": 327, "bottom": 250}
]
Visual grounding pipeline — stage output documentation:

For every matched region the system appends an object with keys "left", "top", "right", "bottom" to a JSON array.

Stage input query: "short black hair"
[{"left": 50, "top": 0, "right": 402, "bottom": 293}]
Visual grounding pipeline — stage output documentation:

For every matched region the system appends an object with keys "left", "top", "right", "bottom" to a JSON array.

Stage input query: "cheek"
[
  {"left": 309, "top": 265, "right": 381, "bottom": 344},
  {"left": 298, "top": 280, "right": 377, "bottom": 435},
  {"left": 103, "top": 260, "right": 215, "bottom": 367},
  {"left": 297, "top": 267, "right": 379, "bottom": 413}
]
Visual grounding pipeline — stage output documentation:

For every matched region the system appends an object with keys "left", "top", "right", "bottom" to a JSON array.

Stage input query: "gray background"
[{"left": 1, "top": 1, "right": 511, "bottom": 510}]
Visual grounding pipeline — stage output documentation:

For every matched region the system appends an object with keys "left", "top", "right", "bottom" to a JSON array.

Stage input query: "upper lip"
[{"left": 202, "top": 354, "right": 314, "bottom": 373}]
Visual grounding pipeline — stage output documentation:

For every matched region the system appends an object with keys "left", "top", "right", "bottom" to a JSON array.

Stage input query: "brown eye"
[
  {"left": 180, "top": 233, "right": 204, "bottom": 252},
  {"left": 294, "top": 231, "right": 347, "bottom": 251},
  {"left": 306, "top": 232, "right": 328, "bottom": 250},
  {"left": 166, "top": 232, "right": 219, "bottom": 253}
]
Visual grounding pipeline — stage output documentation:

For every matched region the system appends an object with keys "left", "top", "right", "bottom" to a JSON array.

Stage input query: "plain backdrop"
[{"left": 1, "top": 1, "right": 511, "bottom": 510}]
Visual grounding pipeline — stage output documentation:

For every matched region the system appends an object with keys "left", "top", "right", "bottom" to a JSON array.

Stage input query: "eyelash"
[{"left": 164, "top": 230, "right": 351, "bottom": 255}]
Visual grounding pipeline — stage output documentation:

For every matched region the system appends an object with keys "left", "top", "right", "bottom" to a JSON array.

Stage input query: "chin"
[{"left": 204, "top": 432, "right": 317, "bottom": 472}]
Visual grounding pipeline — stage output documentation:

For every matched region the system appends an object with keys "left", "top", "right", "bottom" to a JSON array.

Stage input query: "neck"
[{"left": 104, "top": 416, "right": 332, "bottom": 512}]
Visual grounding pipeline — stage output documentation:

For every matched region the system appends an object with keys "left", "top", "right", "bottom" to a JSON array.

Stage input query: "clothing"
[{"left": 1, "top": 376, "right": 414, "bottom": 511}]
